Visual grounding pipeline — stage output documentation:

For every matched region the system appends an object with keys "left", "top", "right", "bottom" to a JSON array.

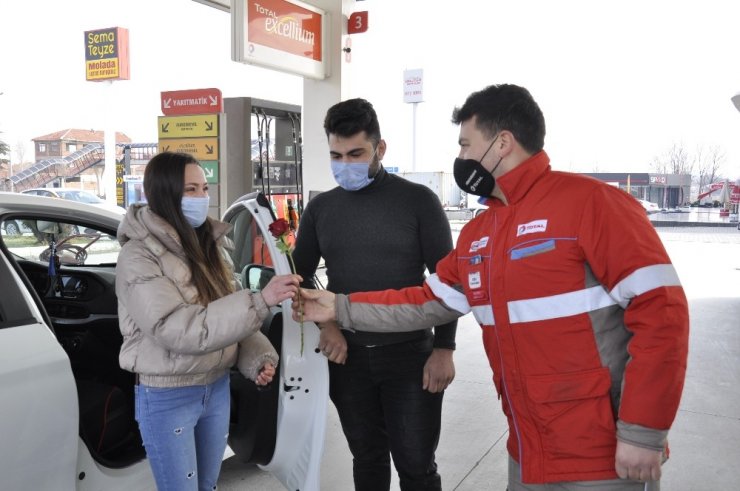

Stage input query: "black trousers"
[{"left": 329, "top": 334, "right": 443, "bottom": 491}]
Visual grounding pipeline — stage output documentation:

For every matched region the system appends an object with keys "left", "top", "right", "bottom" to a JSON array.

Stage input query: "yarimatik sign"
[
  {"left": 84, "top": 27, "right": 130, "bottom": 81},
  {"left": 231, "top": 0, "right": 328, "bottom": 79}
]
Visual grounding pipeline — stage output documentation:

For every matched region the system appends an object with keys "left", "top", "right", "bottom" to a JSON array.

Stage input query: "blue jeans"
[
  {"left": 134, "top": 374, "right": 230, "bottom": 491},
  {"left": 329, "top": 334, "right": 443, "bottom": 491}
]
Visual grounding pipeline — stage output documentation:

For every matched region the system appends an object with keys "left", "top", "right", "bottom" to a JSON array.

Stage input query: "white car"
[
  {"left": 0, "top": 192, "right": 327, "bottom": 491},
  {"left": 636, "top": 198, "right": 661, "bottom": 214},
  {"left": 21, "top": 187, "right": 126, "bottom": 215}
]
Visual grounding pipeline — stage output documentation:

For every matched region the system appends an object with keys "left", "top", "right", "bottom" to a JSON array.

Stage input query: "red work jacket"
[{"left": 344, "top": 151, "right": 689, "bottom": 483}]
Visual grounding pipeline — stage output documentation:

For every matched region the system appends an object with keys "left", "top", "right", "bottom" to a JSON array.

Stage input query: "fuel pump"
[{"left": 246, "top": 100, "right": 304, "bottom": 266}]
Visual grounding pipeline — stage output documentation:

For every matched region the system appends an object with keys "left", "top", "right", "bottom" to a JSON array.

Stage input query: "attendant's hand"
[
  {"left": 615, "top": 440, "right": 662, "bottom": 482},
  {"left": 255, "top": 362, "right": 276, "bottom": 386},
  {"left": 423, "top": 348, "right": 455, "bottom": 393},
  {"left": 293, "top": 288, "right": 337, "bottom": 323},
  {"left": 261, "top": 274, "right": 302, "bottom": 307},
  {"left": 318, "top": 321, "right": 348, "bottom": 364}
]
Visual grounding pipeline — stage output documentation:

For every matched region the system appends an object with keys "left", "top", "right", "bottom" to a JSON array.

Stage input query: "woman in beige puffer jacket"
[{"left": 115, "top": 151, "right": 301, "bottom": 491}]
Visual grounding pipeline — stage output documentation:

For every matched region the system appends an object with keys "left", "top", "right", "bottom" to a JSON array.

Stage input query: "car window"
[
  {"left": 0, "top": 250, "right": 37, "bottom": 329},
  {"left": 77, "top": 192, "right": 104, "bottom": 204},
  {"left": 1, "top": 218, "right": 120, "bottom": 266},
  {"left": 57, "top": 190, "right": 103, "bottom": 204},
  {"left": 224, "top": 206, "right": 276, "bottom": 291}
]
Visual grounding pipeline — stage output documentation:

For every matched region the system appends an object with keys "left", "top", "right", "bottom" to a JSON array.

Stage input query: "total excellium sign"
[
  {"left": 84, "top": 27, "right": 130, "bottom": 81},
  {"left": 232, "top": 0, "right": 328, "bottom": 79}
]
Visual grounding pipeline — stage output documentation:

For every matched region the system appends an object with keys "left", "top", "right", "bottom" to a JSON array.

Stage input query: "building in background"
[
  {"left": 32, "top": 129, "right": 131, "bottom": 161},
  {"left": 582, "top": 172, "right": 692, "bottom": 209}
]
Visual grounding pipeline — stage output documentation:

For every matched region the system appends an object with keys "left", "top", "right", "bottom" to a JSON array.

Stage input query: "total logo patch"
[
  {"left": 516, "top": 219, "right": 548, "bottom": 237},
  {"left": 469, "top": 236, "right": 490, "bottom": 252}
]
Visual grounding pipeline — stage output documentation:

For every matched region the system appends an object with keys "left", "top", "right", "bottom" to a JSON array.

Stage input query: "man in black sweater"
[{"left": 292, "top": 98, "right": 457, "bottom": 491}]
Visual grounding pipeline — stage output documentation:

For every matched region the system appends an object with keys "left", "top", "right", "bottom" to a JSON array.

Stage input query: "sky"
[{"left": 2, "top": 0, "right": 740, "bottom": 181}]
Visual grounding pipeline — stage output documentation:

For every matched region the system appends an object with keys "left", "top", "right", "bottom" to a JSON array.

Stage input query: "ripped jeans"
[{"left": 135, "top": 374, "right": 230, "bottom": 491}]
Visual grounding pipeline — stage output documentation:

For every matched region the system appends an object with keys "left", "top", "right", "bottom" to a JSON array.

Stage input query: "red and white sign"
[
  {"left": 348, "top": 11, "right": 369, "bottom": 34},
  {"left": 403, "top": 68, "right": 424, "bottom": 103},
  {"left": 247, "top": 0, "right": 322, "bottom": 61},
  {"left": 161, "top": 88, "right": 223, "bottom": 116},
  {"left": 231, "top": 0, "right": 328, "bottom": 79}
]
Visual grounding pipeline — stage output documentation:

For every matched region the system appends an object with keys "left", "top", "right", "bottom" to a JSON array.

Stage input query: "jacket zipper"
[{"left": 490, "top": 210, "right": 525, "bottom": 479}]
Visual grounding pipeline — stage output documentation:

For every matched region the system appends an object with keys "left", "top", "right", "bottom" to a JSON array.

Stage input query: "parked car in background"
[
  {"left": 0, "top": 192, "right": 327, "bottom": 491},
  {"left": 636, "top": 198, "right": 661, "bottom": 214},
  {"left": 21, "top": 187, "right": 126, "bottom": 215},
  {"left": 1, "top": 218, "right": 32, "bottom": 235}
]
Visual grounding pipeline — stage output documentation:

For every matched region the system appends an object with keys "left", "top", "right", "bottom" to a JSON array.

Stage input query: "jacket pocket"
[
  {"left": 524, "top": 367, "right": 616, "bottom": 460},
  {"left": 509, "top": 239, "right": 556, "bottom": 260}
]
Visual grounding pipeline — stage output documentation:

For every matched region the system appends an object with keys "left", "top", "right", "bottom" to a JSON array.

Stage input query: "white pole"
[
  {"left": 103, "top": 81, "right": 117, "bottom": 205},
  {"left": 412, "top": 102, "right": 417, "bottom": 172},
  {"left": 0, "top": 91, "right": 10, "bottom": 192}
]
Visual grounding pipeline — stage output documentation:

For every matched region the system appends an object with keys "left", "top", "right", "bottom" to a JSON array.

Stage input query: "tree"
[
  {"left": 0, "top": 133, "right": 10, "bottom": 176},
  {"left": 650, "top": 143, "right": 693, "bottom": 175},
  {"left": 13, "top": 140, "right": 26, "bottom": 165},
  {"left": 0, "top": 132, "right": 10, "bottom": 161},
  {"left": 696, "top": 145, "right": 724, "bottom": 192}
]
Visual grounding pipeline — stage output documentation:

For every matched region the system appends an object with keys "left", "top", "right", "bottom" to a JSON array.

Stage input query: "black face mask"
[{"left": 453, "top": 134, "right": 503, "bottom": 198}]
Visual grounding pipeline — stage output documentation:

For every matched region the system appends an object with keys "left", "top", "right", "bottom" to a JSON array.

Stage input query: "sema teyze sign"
[
  {"left": 84, "top": 27, "right": 130, "bottom": 81},
  {"left": 231, "top": 0, "right": 328, "bottom": 79},
  {"left": 161, "top": 88, "right": 223, "bottom": 116}
]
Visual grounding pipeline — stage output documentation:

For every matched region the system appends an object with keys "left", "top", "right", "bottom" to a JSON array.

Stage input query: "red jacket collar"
[{"left": 486, "top": 150, "right": 551, "bottom": 207}]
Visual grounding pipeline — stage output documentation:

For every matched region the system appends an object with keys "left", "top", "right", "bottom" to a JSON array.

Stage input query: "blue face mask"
[
  {"left": 331, "top": 149, "right": 378, "bottom": 191},
  {"left": 181, "top": 196, "right": 210, "bottom": 228}
]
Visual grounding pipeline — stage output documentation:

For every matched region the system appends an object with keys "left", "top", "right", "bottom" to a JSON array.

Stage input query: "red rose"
[{"left": 269, "top": 218, "right": 290, "bottom": 238}]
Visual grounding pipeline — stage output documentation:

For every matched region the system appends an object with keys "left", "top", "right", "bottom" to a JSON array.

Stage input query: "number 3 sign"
[{"left": 348, "top": 11, "right": 368, "bottom": 34}]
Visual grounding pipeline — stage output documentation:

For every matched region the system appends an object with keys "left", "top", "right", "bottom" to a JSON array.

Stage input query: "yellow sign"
[
  {"left": 158, "top": 115, "right": 219, "bottom": 139},
  {"left": 84, "top": 27, "right": 130, "bottom": 81},
  {"left": 158, "top": 138, "right": 219, "bottom": 160},
  {"left": 86, "top": 59, "right": 120, "bottom": 80}
]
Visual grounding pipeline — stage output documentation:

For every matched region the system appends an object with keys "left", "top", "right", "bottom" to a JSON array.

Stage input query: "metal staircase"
[{"left": 1, "top": 143, "right": 157, "bottom": 193}]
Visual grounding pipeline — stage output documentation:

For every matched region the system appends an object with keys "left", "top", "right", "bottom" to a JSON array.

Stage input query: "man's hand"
[
  {"left": 318, "top": 321, "right": 348, "bottom": 364},
  {"left": 423, "top": 348, "right": 455, "bottom": 393},
  {"left": 261, "top": 274, "right": 302, "bottom": 307},
  {"left": 615, "top": 440, "right": 662, "bottom": 482},
  {"left": 292, "top": 288, "right": 336, "bottom": 323}
]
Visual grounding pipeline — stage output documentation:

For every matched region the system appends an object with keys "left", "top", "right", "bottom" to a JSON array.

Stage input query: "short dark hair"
[
  {"left": 323, "top": 98, "right": 381, "bottom": 144},
  {"left": 451, "top": 84, "right": 546, "bottom": 153}
]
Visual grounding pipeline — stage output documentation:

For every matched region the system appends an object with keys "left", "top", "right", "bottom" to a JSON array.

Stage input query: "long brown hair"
[{"left": 143, "top": 151, "right": 234, "bottom": 304}]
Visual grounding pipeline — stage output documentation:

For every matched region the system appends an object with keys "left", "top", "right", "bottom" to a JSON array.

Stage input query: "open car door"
[{"left": 222, "top": 192, "right": 328, "bottom": 490}]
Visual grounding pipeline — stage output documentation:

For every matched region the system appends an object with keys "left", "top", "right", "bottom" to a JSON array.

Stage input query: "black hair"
[
  {"left": 323, "top": 98, "right": 381, "bottom": 144},
  {"left": 451, "top": 84, "right": 546, "bottom": 153},
  {"left": 143, "top": 151, "right": 233, "bottom": 304}
]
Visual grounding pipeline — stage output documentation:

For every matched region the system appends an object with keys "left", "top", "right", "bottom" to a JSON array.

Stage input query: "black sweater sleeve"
[
  {"left": 417, "top": 187, "right": 458, "bottom": 350},
  {"left": 291, "top": 203, "right": 321, "bottom": 289}
]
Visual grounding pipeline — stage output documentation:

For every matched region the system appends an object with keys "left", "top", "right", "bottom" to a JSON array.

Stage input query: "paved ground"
[{"left": 219, "top": 226, "right": 740, "bottom": 490}]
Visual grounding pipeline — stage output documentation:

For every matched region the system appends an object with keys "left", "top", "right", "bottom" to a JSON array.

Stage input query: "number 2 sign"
[{"left": 348, "top": 11, "right": 368, "bottom": 34}]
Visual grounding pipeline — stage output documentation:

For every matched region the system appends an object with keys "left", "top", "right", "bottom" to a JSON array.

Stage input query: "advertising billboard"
[
  {"left": 84, "top": 27, "right": 130, "bottom": 81},
  {"left": 231, "top": 0, "right": 329, "bottom": 79}
]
